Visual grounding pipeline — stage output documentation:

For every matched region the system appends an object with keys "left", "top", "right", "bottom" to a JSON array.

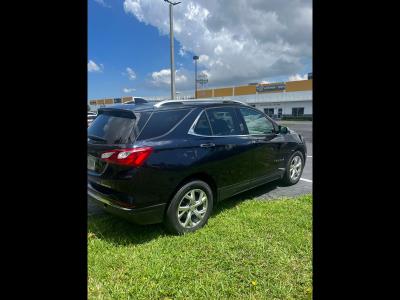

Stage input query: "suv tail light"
[{"left": 100, "top": 147, "right": 153, "bottom": 167}]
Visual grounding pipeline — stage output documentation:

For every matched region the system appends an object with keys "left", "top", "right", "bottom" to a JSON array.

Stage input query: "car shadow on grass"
[{"left": 88, "top": 180, "right": 283, "bottom": 246}]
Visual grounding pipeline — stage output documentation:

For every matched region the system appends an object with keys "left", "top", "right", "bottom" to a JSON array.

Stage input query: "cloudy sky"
[{"left": 88, "top": 0, "right": 312, "bottom": 99}]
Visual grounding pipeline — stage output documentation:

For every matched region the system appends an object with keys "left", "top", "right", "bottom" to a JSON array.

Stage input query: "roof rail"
[
  {"left": 154, "top": 99, "right": 249, "bottom": 107},
  {"left": 222, "top": 100, "right": 249, "bottom": 106},
  {"left": 153, "top": 100, "right": 185, "bottom": 107}
]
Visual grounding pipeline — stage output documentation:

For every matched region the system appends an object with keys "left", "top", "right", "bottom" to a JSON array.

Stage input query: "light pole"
[
  {"left": 193, "top": 55, "right": 199, "bottom": 99},
  {"left": 164, "top": 0, "right": 181, "bottom": 99}
]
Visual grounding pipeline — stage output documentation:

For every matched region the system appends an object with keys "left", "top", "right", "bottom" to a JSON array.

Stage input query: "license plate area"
[{"left": 88, "top": 155, "right": 97, "bottom": 171}]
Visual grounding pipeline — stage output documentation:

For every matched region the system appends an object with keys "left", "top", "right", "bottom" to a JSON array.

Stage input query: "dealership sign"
[{"left": 256, "top": 83, "right": 286, "bottom": 93}]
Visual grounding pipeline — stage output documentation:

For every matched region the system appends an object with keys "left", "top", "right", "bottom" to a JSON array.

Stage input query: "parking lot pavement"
[{"left": 88, "top": 121, "right": 313, "bottom": 216}]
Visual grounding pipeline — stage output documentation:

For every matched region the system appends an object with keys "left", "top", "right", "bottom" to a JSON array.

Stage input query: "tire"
[
  {"left": 164, "top": 180, "right": 214, "bottom": 235},
  {"left": 281, "top": 150, "right": 305, "bottom": 186}
]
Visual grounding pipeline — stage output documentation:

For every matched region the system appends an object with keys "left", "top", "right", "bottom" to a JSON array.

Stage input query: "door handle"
[{"left": 200, "top": 143, "right": 216, "bottom": 148}]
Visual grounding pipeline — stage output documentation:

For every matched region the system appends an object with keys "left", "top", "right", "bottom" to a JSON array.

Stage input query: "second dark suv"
[{"left": 88, "top": 99, "right": 306, "bottom": 234}]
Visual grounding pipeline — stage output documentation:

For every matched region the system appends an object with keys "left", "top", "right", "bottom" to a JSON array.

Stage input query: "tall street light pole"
[
  {"left": 164, "top": 0, "right": 181, "bottom": 99},
  {"left": 193, "top": 55, "right": 199, "bottom": 99}
]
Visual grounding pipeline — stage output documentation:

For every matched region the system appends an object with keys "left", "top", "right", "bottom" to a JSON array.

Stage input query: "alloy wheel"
[
  {"left": 289, "top": 155, "right": 302, "bottom": 181},
  {"left": 177, "top": 189, "right": 208, "bottom": 228}
]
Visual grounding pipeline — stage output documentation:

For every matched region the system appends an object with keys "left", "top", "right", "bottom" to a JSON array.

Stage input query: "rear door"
[
  {"left": 238, "top": 107, "right": 284, "bottom": 183},
  {"left": 189, "top": 107, "right": 255, "bottom": 199}
]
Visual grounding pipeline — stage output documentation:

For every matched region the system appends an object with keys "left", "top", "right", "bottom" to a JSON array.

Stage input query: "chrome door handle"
[{"left": 200, "top": 143, "right": 216, "bottom": 148}]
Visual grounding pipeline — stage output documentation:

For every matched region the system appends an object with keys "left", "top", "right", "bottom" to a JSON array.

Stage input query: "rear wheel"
[
  {"left": 281, "top": 151, "right": 304, "bottom": 185},
  {"left": 164, "top": 180, "right": 213, "bottom": 235}
]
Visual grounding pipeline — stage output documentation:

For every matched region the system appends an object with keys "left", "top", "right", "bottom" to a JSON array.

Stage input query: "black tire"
[
  {"left": 281, "top": 150, "right": 305, "bottom": 186},
  {"left": 164, "top": 180, "right": 214, "bottom": 235}
]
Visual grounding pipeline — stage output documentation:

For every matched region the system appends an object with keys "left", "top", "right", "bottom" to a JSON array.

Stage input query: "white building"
[{"left": 88, "top": 79, "right": 312, "bottom": 119}]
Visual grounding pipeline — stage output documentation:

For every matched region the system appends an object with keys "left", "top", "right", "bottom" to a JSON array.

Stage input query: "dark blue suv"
[{"left": 88, "top": 100, "right": 306, "bottom": 234}]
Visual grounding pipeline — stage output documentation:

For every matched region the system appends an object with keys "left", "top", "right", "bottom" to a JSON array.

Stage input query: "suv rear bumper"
[{"left": 88, "top": 184, "right": 166, "bottom": 225}]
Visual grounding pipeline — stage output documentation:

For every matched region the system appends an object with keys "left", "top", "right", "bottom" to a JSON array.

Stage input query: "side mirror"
[{"left": 278, "top": 125, "right": 289, "bottom": 134}]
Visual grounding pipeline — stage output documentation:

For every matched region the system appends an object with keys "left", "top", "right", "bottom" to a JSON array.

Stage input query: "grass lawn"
[{"left": 88, "top": 194, "right": 312, "bottom": 300}]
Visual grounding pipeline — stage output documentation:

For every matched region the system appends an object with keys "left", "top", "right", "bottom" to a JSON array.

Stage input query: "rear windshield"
[
  {"left": 137, "top": 109, "right": 190, "bottom": 140},
  {"left": 88, "top": 110, "right": 150, "bottom": 144}
]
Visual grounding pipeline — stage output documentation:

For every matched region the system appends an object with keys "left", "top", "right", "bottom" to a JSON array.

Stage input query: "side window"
[
  {"left": 239, "top": 107, "right": 275, "bottom": 134},
  {"left": 193, "top": 111, "right": 212, "bottom": 135},
  {"left": 138, "top": 109, "right": 190, "bottom": 140},
  {"left": 206, "top": 107, "right": 242, "bottom": 136}
]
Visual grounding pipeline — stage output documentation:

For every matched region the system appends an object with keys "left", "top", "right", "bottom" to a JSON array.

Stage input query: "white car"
[{"left": 87, "top": 112, "right": 97, "bottom": 127}]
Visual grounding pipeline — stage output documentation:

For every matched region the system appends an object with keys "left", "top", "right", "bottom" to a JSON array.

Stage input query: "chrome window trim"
[
  {"left": 188, "top": 106, "right": 263, "bottom": 138},
  {"left": 188, "top": 106, "right": 279, "bottom": 138}
]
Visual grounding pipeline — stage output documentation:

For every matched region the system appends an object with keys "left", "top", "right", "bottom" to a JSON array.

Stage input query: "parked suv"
[{"left": 88, "top": 100, "right": 306, "bottom": 234}]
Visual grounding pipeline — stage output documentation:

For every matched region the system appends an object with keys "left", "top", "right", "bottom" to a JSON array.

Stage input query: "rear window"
[
  {"left": 137, "top": 109, "right": 190, "bottom": 140},
  {"left": 88, "top": 110, "right": 150, "bottom": 144}
]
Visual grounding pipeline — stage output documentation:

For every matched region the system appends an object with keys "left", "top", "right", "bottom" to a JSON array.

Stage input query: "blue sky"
[
  {"left": 88, "top": 0, "right": 312, "bottom": 100},
  {"left": 88, "top": 0, "right": 193, "bottom": 99}
]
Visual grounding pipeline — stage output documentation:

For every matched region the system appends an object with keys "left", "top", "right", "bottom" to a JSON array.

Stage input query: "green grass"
[{"left": 88, "top": 194, "right": 312, "bottom": 300}]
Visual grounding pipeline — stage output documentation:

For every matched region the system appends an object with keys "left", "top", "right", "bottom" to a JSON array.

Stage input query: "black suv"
[{"left": 88, "top": 100, "right": 306, "bottom": 234}]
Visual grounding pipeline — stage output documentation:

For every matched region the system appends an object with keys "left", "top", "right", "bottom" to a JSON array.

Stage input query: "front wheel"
[
  {"left": 164, "top": 180, "right": 214, "bottom": 235},
  {"left": 281, "top": 151, "right": 304, "bottom": 185}
]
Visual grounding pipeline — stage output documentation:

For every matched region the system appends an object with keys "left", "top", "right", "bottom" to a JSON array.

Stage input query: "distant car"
[
  {"left": 87, "top": 99, "right": 306, "bottom": 234},
  {"left": 124, "top": 98, "right": 148, "bottom": 104},
  {"left": 88, "top": 112, "right": 97, "bottom": 127}
]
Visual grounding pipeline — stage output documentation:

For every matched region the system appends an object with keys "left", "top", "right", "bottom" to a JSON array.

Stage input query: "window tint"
[
  {"left": 206, "top": 107, "right": 242, "bottom": 136},
  {"left": 194, "top": 111, "right": 212, "bottom": 135},
  {"left": 239, "top": 107, "right": 275, "bottom": 134},
  {"left": 88, "top": 111, "right": 143, "bottom": 144},
  {"left": 138, "top": 109, "right": 190, "bottom": 140}
]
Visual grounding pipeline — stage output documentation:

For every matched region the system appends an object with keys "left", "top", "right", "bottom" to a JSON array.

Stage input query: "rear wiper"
[{"left": 88, "top": 135, "right": 107, "bottom": 143}]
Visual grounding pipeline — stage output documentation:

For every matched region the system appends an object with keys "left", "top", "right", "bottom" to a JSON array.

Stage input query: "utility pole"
[
  {"left": 193, "top": 55, "right": 199, "bottom": 99},
  {"left": 164, "top": 0, "right": 181, "bottom": 99}
]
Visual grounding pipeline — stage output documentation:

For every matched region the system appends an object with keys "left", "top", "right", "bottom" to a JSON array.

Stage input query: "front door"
[{"left": 238, "top": 107, "right": 284, "bottom": 184}]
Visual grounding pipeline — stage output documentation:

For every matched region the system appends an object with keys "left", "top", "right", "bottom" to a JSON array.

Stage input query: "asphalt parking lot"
[{"left": 88, "top": 120, "right": 312, "bottom": 215}]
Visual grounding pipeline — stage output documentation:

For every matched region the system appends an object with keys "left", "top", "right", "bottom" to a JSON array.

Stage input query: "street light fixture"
[
  {"left": 164, "top": 0, "right": 181, "bottom": 99},
  {"left": 193, "top": 55, "right": 199, "bottom": 99}
]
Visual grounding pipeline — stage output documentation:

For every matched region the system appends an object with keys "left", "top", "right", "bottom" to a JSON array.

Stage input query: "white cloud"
[
  {"left": 214, "top": 45, "right": 223, "bottom": 55},
  {"left": 288, "top": 73, "right": 308, "bottom": 81},
  {"left": 125, "top": 67, "right": 137, "bottom": 80},
  {"left": 123, "top": 87, "right": 136, "bottom": 93},
  {"left": 123, "top": 0, "right": 312, "bottom": 87},
  {"left": 151, "top": 69, "right": 188, "bottom": 88},
  {"left": 88, "top": 60, "right": 103, "bottom": 72},
  {"left": 179, "top": 47, "right": 186, "bottom": 57},
  {"left": 198, "top": 54, "right": 209, "bottom": 63},
  {"left": 94, "top": 0, "right": 111, "bottom": 8}
]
